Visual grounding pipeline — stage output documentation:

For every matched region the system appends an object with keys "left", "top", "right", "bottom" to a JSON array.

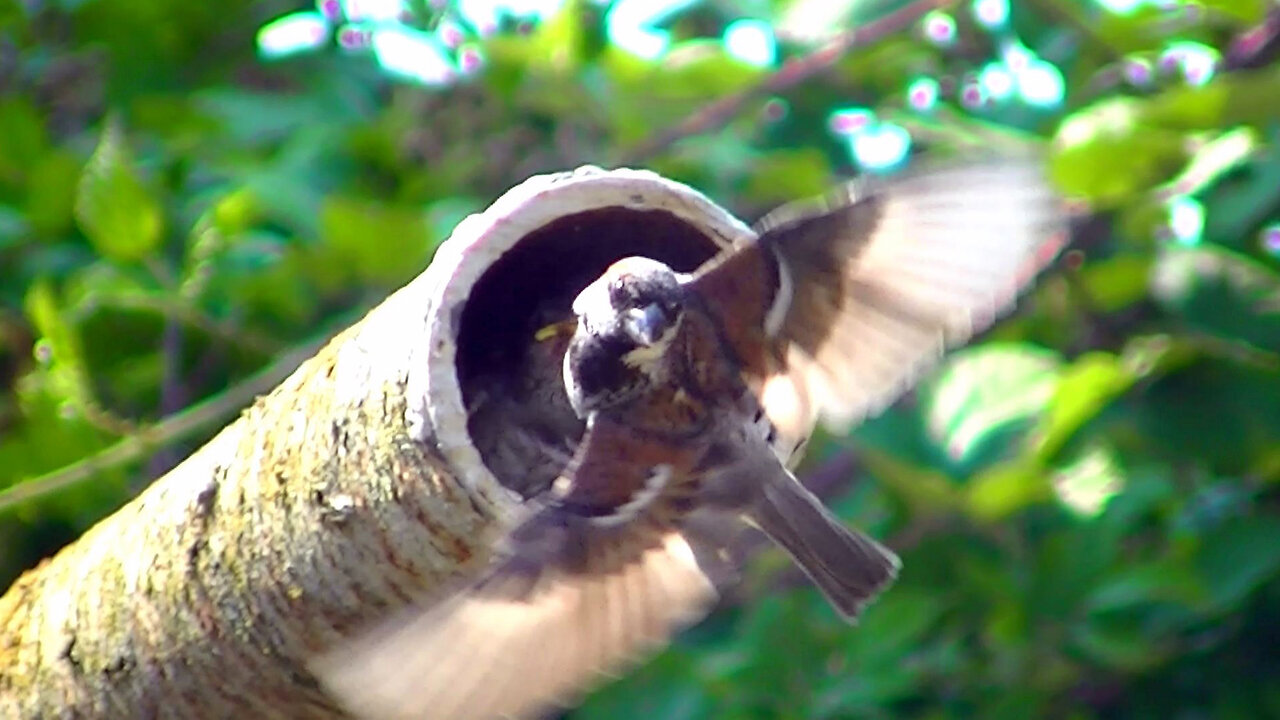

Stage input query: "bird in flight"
[{"left": 313, "top": 158, "right": 1068, "bottom": 720}]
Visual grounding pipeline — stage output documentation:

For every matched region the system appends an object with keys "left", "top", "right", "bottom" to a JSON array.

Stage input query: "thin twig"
[
  {"left": 616, "top": 0, "right": 948, "bottom": 165},
  {"left": 1224, "top": 6, "right": 1280, "bottom": 70},
  {"left": 143, "top": 315, "right": 187, "bottom": 483},
  {"left": 87, "top": 294, "right": 284, "bottom": 356},
  {"left": 0, "top": 334, "right": 328, "bottom": 513}
]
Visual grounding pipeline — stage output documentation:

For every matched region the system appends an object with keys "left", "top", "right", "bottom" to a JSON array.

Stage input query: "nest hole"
[{"left": 457, "top": 206, "right": 724, "bottom": 495}]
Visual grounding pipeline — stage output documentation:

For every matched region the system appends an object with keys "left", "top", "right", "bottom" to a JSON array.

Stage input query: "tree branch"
[
  {"left": 616, "top": 0, "right": 948, "bottom": 165},
  {"left": 0, "top": 281, "right": 496, "bottom": 717},
  {"left": 0, "top": 332, "right": 331, "bottom": 513}
]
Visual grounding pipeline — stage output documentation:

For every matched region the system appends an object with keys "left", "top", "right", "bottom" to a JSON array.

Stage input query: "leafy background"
[{"left": 3, "top": 0, "right": 1279, "bottom": 717}]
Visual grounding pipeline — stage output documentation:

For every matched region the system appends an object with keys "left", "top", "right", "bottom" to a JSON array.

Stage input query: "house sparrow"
[{"left": 312, "top": 159, "right": 1067, "bottom": 719}]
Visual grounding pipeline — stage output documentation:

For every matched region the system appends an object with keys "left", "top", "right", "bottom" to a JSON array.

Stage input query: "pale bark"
[
  {"left": 0, "top": 274, "right": 498, "bottom": 718},
  {"left": 0, "top": 166, "right": 749, "bottom": 719}
]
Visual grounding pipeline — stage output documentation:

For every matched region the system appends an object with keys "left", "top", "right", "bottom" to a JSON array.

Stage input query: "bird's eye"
[{"left": 608, "top": 278, "right": 635, "bottom": 309}]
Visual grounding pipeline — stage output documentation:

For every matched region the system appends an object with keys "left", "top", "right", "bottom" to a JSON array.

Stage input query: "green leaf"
[
  {"left": 599, "top": 41, "right": 763, "bottom": 144},
  {"left": 1034, "top": 351, "right": 1137, "bottom": 462},
  {"left": 1050, "top": 441, "right": 1126, "bottom": 517},
  {"left": 193, "top": 88, "right": 363, "bottom": 146},
  {"left": 1198, "top": 0, "right": 1267, "bottom": 23},
  {"left": 1133, "top": 357, "right": 1280, "bottom": 472},
  {"left": 0, "top": 377, "right": 122, "bottom": 511},
  {"left": 204, "top": 230, "right": 313, "bottom": 324},
  {"left": 26, "top": 150, "right": 82, "bottom": 239},
  {"left": 0, "top": 96, "right": 49, "bottom": 186},
  {"left": 741, "top": 148, "right": 832, "bottom": 207},
  {"left": 658, "top": 41, "right": 764, "bottom": 100},
  {"left": 813, "top": 663, "right": 920, "bottom": 716},
  {"left": 1087, "top": 559, "right": 1205, "bottom": 612},
  {"left": 74, "top": 120, "right": 165, "bottom": 262},
  {"left": 23, "top": 280, "right": 92, "bottom": 411},
  {"left": 1196, "top": 517, "right": 1280, "bottom": 611},
  {"left": 1151, "top": 245, "right": 1280, "bottom": 349},
  {"left": 1158, "top": 126, "right": 1258, "bottom": 198},
  {"left": 1072, "top": 619, "right": 1169, "bottom": 672},
  {"left": 1077, "top": 254, "right": 1152, "bottom": 312},
  {"left": 1202, "top": 135, "right": 1280, "bottom": 249},
  {"left": 966, "top": 459, "right": 1053, "bottom": 520},
  {"left": 526, "top": 0, "right": 584, "bottom": 74},
  {"left": 859, "top": 446, "right": 961, "bottom": 512},
  {"left": 847, "top": 588, "right": 947, "bottom": 659},
  {"left": 318, "top": 196, "right": 435, "bottom": 287},
  {"left": 0, "top": 205, "right": 28, "bottom": 250},
  {"left": 1051, "top": 98, "right": 1186, "bottom": 206},
  {"left": 924, "top": 344, "right": 1061, "bottom": 471},
  {"left": 1145, "top": 65, "right": 1280, "bottom": 130}
]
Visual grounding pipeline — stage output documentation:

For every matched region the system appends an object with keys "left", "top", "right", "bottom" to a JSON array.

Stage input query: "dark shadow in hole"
[{"left": 456, "top": 207, "right": 723, "bottom": 495}]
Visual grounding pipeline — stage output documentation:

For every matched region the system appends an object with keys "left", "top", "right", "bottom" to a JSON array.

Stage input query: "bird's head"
[{"left": 564, "top": 256, "right": 687, "bottom": 417}]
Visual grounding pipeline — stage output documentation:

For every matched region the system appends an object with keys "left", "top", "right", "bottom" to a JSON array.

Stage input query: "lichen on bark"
[{"left": 1, "top": 276, "right": 499, "bottom": 718}]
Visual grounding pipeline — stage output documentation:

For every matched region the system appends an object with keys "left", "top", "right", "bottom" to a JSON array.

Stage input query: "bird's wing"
[
  {"left": 691, "top": 158, "right": 1068, "bottom": 431},
  {"left": 310, "top": 416, "right": 719, "bottom": 720}
]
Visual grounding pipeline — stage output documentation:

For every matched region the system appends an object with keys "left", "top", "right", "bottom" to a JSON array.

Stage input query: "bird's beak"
[{"left": 625, "top": 304, "right": 669, "bottom": 345}]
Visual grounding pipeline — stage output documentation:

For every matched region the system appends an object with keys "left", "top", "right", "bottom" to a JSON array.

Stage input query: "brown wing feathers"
[
  {"left": 312, "top": 420, "right": 719, "bottom": 720},
  {"left": 751, "top": 184, "right": 887, "bottom": 356},
  {"left": 685, "top": 243, "right": 779, "bottom": 382},
  {"left": 313, "top": 532, "right": 715, "bottom": 720},
  {"left": 698, "top": 159, "right": 1066, "bottom": 431}
]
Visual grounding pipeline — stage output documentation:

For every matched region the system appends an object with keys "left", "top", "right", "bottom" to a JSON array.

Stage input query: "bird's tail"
[{"left": 748, "top": 474, "right": 900, "bottom": 621}]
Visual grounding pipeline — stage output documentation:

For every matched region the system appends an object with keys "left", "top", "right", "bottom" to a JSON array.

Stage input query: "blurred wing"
[
  {"left": 693, "top": 158, "right": 1068, "bottom": 431},
  {"left": 311, "top": 417, "right": 719, "bottom": 720}
]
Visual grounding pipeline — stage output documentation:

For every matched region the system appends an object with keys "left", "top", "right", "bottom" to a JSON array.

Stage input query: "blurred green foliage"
[{"left": 2, "top": 0, "right": 1279, "bottom": 717}]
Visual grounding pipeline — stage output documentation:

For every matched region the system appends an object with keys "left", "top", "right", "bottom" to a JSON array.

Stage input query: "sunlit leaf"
[
  {"left": 1051, "top": 97, "right": 1186, "bottom": 206},
  {"left": 1145, "top": 65, "right": 1280, "bottom": 130},
  {"left": 659, "top": 40, "right": 764, "bottom": 99},
  {"left": 74, "top": 120, "right": 165, "bottom": 262},
  {"left": 925, "top": 344, "right": 1061, "bottom": 471},
  {"left": 21, "top": 280, "right": 97, "bottom": 426},
  {"left": 1034, "top": 351, "right": 1137, "bottom": 462},
  {"left": 1197, "top": 0, "right": 1268, "bottom": 23},
  {"left": 1159, "top": 126, "right": 1258, "bottom": 198},
  {"left": 1051, "top": 441, "right": 1125, "bottom": 517},
  {"left": 1151, "top": 245, "right": 1280, "bottom": 349},
  {"left": 527, "top": 0, "right": 584, "bottom": 74},
  {"left": 965, "top": 459, "right": 1053, "bottom": 520}
]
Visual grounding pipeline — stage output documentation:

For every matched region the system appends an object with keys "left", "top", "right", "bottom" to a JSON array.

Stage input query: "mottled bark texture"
[
  {"left": 0, "top": 167, "right": 748, "bottom": 719},
  {"left": 0, "top": 275, "right": 499, "bottom": 718}
]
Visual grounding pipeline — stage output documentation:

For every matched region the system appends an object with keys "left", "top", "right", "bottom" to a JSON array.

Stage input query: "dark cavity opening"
[{"left": 456, "top": 206, "right": 723, "bottom": 496}]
